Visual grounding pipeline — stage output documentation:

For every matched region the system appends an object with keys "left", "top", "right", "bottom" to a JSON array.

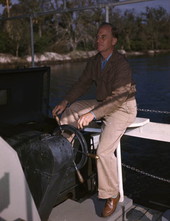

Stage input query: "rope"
[
  {"left": 122, "top": 163, "right": 170, "bottom": 184},
  {"left": 137, "top": 108, "right": 170, "bottom": 115}
]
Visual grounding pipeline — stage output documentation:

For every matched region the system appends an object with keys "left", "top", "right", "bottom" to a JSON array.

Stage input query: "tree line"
[{"left": 0, "top": 0, "right": 170, "bottom": 57}]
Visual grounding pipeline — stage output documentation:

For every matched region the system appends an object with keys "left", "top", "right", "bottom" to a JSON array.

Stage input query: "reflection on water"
[
  {"left": 50, "top": 53, "right": 170, "bottom": 211},
  {"left": 50, "top": 62, "right": 86, "bottom": 105},
  {"left": 50, "top": 61, "right": 95, "bottom": 108},
  {"left": 131, "top": 54, "right": 170, "bottom": 119}
]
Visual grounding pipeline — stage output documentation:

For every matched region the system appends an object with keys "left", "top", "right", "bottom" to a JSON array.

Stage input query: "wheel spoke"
[{"left": 53, "top": 124, "right": 88, "bottom": 170}]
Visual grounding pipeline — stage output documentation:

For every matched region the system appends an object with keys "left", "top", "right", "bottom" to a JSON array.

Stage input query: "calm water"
[{"left": 50, "top": 53, "right": 170, "bottom": 211}]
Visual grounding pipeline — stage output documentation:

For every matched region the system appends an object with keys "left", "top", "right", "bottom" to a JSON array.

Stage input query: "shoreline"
[{"left": 0, "top": 49, "right": 170, "bottom": 69}]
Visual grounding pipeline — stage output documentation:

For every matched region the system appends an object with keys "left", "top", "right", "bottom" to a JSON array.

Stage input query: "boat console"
[{"left": 0, "top": 67, "right": 97, "bottom": 221}]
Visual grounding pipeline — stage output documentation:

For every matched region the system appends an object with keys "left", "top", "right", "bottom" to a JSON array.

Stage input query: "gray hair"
[{"left": 99, "top": 22, "right": 118, "bottom": 39}]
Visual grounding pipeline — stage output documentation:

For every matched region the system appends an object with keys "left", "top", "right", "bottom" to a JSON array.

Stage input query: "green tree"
[
  {"left": 142, "top": 6, "right": 169, "bottom": 50},
  {"left": 1, "top": 1, "right": 170, "bottom": 56},
  {"left": 1, "top": 3, "right": 30, "bottom": 56}
]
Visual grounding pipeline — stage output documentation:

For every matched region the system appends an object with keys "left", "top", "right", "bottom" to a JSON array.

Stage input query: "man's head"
[{"left": 96, "top": 22, "right": 118, "bottom": 59}]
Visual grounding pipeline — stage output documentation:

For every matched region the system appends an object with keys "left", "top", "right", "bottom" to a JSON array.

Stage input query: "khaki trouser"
[{"left": 60, "top": 99, "right": 137, "bottom": 199}]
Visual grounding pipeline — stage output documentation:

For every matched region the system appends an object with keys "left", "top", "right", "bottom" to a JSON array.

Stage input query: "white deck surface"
[
  {"left": 48, "top": 195, "right": 133, "bottom": 221},
  {"left": 48, "top": 195, "right": 164, "bottom": 221}
]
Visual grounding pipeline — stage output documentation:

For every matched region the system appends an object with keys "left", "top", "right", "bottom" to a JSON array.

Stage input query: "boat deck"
[
  {"left": 48, "top": 195, "right": 164, "bottom": 221},
  {"left": 126, "top": 204, "right": 163, "bottom": 221}
]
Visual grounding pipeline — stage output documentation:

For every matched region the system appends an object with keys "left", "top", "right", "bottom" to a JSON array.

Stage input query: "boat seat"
[{"left": 83, "top": 117, "right": 150, "bottom": 133}]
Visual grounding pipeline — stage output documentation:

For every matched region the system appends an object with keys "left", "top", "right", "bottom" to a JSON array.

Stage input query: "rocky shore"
[
  {"left": 0, "top": 49, "right": 169, "bottom": 68},
  {"left": 0, "top": 51, "right": 97, "bottom": 68}
]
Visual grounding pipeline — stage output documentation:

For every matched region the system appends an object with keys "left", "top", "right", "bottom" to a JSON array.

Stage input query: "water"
[
  {"left": 131, "top": 53, "right": 170, "bottom": 123},
  {"left": 49, "top": 53, "right": 170, "bottom": 211},
  {"left": 50, "top": 61, "right": 94, "bottom": 107}
]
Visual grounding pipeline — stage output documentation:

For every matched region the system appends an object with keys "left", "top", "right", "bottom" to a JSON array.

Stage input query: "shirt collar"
[{"left": 102, "top": 53, "right": 112, "bottom": 62}]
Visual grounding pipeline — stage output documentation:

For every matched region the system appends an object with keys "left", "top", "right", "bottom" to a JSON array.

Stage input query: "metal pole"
[
  {"left": 63, "top": 0, "right": 66, "bottom": 9},
  {"left": 105, "top": 6, "right": 109, "bottom": 22},
  {"left": 6, "top": 0, "right": 10, "bottom": 17},
  {"left": 30, "top": 16, "right": 35, "bottom": 67},
  {"left": 1, "top": 0, "right": 155, "bottom": 22},
  {"left": 116, "top": 142, "right": 124, "bottom": 202}
]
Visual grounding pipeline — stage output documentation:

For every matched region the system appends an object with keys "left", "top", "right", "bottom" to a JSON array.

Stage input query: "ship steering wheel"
[{"left": 53, "top": 124, "right": 88, "bottom": 170}]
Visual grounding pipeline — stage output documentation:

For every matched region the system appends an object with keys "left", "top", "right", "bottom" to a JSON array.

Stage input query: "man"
[{"left": 52, "top": 22, "right": 137, "bottom": 217}]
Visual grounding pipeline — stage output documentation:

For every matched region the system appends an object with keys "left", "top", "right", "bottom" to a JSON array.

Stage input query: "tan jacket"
[{"left": 64, "top": 50, "right": 136, "bottom": 120}]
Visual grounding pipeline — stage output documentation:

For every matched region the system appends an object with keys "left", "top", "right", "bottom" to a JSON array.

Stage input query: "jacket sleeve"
[
  {"left": 64, "top": 61, "right": 93, "bottom": 104},
  {"left": 92, "top": 58, "right": 135, "bottom": 120}
]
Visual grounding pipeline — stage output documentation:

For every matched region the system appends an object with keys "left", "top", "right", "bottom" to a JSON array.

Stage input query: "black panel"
[{"left": 0, "top": 67, "right": 50, "bottom": 125}]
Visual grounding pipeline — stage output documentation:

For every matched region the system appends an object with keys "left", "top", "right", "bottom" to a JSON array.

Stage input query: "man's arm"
[{"left": 52, "top": 100, "right": 69, "bottom": 118}]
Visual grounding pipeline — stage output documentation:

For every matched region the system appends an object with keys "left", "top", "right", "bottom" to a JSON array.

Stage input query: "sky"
[
  {"left": 0, "top": 0, "right": 170, "bottom": 14},
  {"left": 116, "top": 0, "right": 170, "bottom": 14}
]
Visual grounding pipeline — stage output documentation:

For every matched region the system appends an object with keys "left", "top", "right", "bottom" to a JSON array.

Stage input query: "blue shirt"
[
  {"left": 101, "top": 53, "right": 112, "bottom": 70},
  {"left": 91, "top": 53, "right": 113, "bottom": 119}
]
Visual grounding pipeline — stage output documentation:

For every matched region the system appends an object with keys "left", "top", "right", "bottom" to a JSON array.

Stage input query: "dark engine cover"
[{"left": 6, "top": 131, "right": 73, "bottom": 221}]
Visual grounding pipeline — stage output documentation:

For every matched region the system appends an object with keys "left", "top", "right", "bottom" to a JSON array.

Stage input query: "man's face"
[{"left": 96, "top": 25, "right": 117, "bottom": 55}]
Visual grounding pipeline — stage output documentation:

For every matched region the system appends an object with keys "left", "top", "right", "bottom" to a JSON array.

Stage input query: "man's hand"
[
  {"left": 78, "top": 112, "right": 94, "bottom": 129},
  {"left": 52, "top": 100, "right": 68, "bottom": 118}
]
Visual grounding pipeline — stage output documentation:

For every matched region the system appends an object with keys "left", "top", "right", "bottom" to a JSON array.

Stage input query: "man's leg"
[
  {"left": 60, "top": 99, "right": 99, "bottom": 127},
  {"left": 97, "top": 99, "right": 137, "bottom": 199}
]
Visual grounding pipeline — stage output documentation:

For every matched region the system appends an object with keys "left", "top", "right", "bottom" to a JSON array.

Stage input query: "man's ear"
[{"left": 112, "top": 37, "right": 117, "bottom": 46}]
